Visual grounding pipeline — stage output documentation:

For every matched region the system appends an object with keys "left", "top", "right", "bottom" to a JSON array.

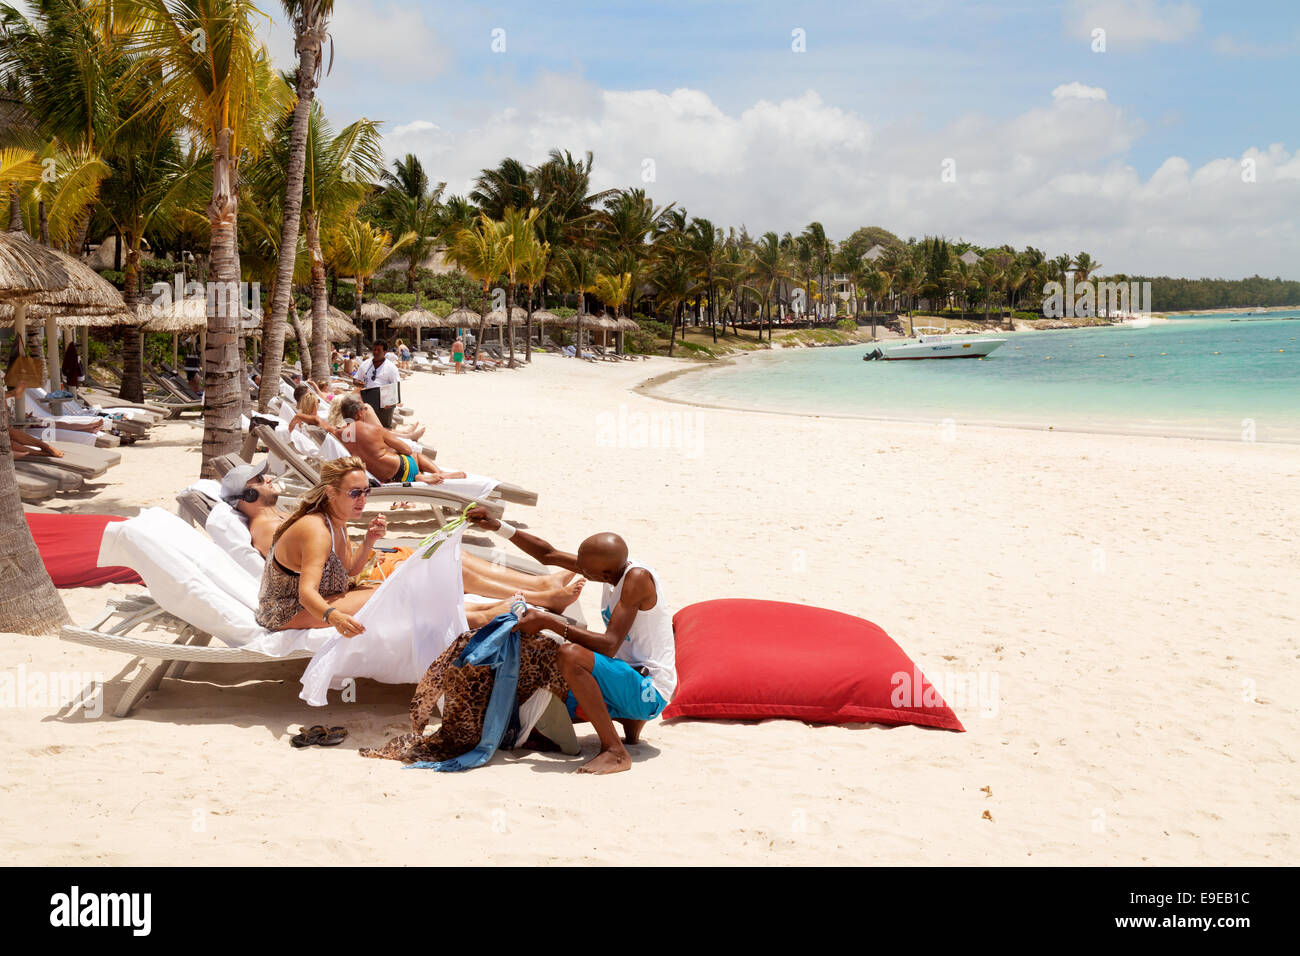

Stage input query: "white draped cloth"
[{"left": 299, "top": 522, "right": 468, "bottom": 706}]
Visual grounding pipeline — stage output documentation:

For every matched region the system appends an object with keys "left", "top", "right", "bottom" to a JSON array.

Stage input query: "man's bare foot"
[
  {"left": 577, "top": 748, "right": 632, "bottom": 774},
  {"left": 529, "top": 574, "right": 584, "bottom": 612},
  {"left": 408, "top": 425, "right": 425, "bottom": 441},
  {"left": 390, "top": 501, "right": 416, "bottom": 510}
]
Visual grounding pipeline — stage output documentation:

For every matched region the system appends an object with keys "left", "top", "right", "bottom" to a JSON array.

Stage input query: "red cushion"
[
  {"left": 24, "top": 514, "right": 142, "bottom": 589},
  {"left": 663, "top": 599, "right": 964, "bottom": 731}
]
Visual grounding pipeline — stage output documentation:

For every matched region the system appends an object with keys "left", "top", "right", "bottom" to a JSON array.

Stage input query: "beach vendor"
[
  {"left": 352, "top": 340, "right": 401, "bottom": 427},
  {"left": 466, "top": 507, "right": 676, "bottom": 775}
]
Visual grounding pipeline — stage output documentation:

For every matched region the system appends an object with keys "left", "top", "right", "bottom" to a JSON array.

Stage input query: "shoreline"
[{"left": 636, "top": 351, "right": 1300, "bottom": 447}]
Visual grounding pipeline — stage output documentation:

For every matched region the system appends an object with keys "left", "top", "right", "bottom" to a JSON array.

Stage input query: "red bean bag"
[
  {"left": 663, "top": 598, "right": 964, "bottom": 731},
  {"left": 24, "top": 513, "right": 142, "bottom": 589}
]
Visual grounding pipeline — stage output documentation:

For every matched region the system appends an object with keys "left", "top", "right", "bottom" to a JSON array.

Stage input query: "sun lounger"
[
  {"left": 14, "top": 458, "right": 84, "bottom": 492},
  {"left": 31, "top": 441, "right": 120, "bottom": 478},
  {"left": 74, "top": 388, "right": 169, "bottom": 422},
  {"left": 16, "top": 468, "right": 57, "bottom": 503},
  {"left": 255, "top": 425, "right": 507, "bottom": 520},
  {"left": 59, "top": 507, "right": 475, "bottom": 715}
]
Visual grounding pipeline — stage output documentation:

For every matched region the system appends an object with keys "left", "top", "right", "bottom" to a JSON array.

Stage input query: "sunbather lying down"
[
  {"left": 326, "top": 394, "right": 460, "bottom": 486},
  {"left": 240, "top": 458, "right": 581, "bottom": 635}
]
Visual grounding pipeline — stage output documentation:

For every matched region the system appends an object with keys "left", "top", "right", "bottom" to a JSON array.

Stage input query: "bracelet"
[
  {"left": 563, "top": 620, "right": 569, "bottom": 642},
  {"left": 497, "top": 521, "right": 517, "bottom": 540},
  {"left": 323, "top": 607, "right": 335, "bottom": 623}
]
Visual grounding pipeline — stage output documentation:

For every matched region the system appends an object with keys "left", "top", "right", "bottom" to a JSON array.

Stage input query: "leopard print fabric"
[{"left": 360, "top": 631, "right": 569, "bottom": 763}]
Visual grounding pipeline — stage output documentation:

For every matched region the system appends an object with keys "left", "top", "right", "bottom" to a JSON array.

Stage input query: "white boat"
[{"left": 865, "top": 326, "right": 1005, "bottom": 361}]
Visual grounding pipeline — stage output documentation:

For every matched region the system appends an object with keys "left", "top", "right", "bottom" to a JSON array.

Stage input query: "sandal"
[{"left": 290, "top": 725, "right": 348, "bottom": 748}]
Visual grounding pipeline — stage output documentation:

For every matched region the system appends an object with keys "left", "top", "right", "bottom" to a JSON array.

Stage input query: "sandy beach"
[{"left": 2, "top": 354, "right": 1296, "bottom": 865}]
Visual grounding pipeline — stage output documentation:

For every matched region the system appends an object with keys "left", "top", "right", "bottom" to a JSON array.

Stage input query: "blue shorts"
[{"left": 566, "top": 653, "right": 667, "bottom": 721}]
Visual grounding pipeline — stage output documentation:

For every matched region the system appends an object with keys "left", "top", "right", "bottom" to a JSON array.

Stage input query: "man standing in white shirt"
[{"left": 351, "top": 340, "right": 401, "bottom": 427}]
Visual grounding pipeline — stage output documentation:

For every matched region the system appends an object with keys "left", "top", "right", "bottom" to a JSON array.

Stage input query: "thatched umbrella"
[
  {"left": 447, "top": 306, "right": 479, "bottom": 335},
  {"left": 144, "top": 296, "right": 258, "bottom": 369},
  {"left": 301, "top": 305, "right": 363, "bottom": 343},
  {"left": 359, "top": 300, "right": 398, "bottom": 342},
  {"left": 1, "top": 228, "right": 134, "bottom": 391},
  {"left": 614, "top": 314, "right": 638, "bottom": 354},
  {"left": 393, "top": 307, "right": 438, "bottom": 348}
]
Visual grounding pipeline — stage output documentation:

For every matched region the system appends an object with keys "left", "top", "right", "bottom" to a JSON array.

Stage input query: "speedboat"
[{"left": 864, "top": 327, "right": 1005, "bottom": 361}]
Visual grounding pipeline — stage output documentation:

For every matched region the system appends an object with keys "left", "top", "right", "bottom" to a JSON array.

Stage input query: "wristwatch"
[{"left": 323, "top": 607, "right": 336, "bottom": 623}]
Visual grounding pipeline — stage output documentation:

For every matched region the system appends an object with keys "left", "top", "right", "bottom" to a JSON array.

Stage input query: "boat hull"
[{"left": 880, "top": 338, "right": 1005, "bottom": 360}]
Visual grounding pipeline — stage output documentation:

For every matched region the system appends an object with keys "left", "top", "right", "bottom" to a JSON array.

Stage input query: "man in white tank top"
[{"left": 467, "top": 508, "right": 676, "bottom": 775}]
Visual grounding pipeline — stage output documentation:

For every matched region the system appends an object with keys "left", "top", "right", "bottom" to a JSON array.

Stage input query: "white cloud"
[
  {"left": 1052, "top": 82, "right": 1108, "bottom": 101},
  {"left": 383, "top": 82, "right": 1297, "bottom": 278},
  {"left": 1064, "top": 0, "right": 1201, "bottom": 49}
]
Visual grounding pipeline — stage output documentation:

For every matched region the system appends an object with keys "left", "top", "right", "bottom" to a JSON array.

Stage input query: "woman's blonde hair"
[
  {"left": 298, "top": 389, "right": 319, "bottom": 416},
  {"left": 271, "top": 456, "right": 367, "bottom": 548},
  {"left": 326, "top": 395, "right": 346, "bottom": 428}
]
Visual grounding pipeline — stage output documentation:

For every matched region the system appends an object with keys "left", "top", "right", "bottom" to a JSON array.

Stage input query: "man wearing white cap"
[{"left": 220, "top": 460, "right": 286, "bottom": 559}]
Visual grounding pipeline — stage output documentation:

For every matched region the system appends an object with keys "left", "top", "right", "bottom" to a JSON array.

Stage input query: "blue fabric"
[
  {"left": 566, "top": 652, "right": 667, "bottom": 722},
  {"left": 406, "top": 612, "right": 521, "bottom": 772}
]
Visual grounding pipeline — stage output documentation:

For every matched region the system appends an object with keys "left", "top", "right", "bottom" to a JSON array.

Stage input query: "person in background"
[
  {"left": 452, "top": 335, "right": 465, "bottom": 374},
  {"left": 351, "top": 340, "right": 401, "bottom": 428},
  {"left": 184, "top": 349, "right": 202, "bottom": 395},
  {"left": 60, "top": 342, "right": 82, "bottom": 390}
]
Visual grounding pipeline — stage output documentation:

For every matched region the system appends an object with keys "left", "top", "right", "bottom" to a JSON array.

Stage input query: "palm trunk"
[
  {"left": 118, "top": 241, "right": 145, "bottom": 402},
  {"left": 256, "top": 48, "right": 318, "bottom": 412},
  {"left": 306, "top": 212, "right": 330, "bottom": 381},
  {"left": 290, "top": 302, "right": 312, "bottom": 381},
  {"left": 505, "top": 282, "right": 517, "bottom": 367},
  {"left": 199, "top": 127, "right": 243, "bottom": 479},
  {"left": 0, "top": 399, "right": 70, "bottom": 633},
  {"left": 474, "top": 284, "right": 489, "bottom": 368},
  {"left": 524, "top": 285, "right": 534, "bottom": 363}
]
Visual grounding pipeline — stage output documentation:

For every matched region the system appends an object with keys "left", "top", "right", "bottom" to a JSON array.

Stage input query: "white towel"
[{"left": 298, "top": 523, "right": 469, "bottom": 706}]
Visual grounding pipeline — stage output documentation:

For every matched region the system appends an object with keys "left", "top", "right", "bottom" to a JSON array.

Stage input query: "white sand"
[{"left": 2, "top": 353, "right": 1296, "bottom": 864}]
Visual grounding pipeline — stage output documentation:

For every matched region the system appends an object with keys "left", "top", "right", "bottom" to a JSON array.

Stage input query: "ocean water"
[{"left": 656, "top": 311, "right": 1300, "bottom": 442}]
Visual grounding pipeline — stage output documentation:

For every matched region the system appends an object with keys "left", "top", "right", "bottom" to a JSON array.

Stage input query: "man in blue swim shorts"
[{"left": 467, "top": 508, "right": 676, "bottom": 775}]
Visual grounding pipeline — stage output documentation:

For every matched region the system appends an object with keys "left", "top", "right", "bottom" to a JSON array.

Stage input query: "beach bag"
[{"left": 5, "top": 355, "right": 43, "bottom": 389}]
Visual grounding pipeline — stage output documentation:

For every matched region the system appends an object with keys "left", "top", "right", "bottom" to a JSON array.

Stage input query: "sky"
[{"left": 259, "top": 0, "right": 1300, "bottom": 279}]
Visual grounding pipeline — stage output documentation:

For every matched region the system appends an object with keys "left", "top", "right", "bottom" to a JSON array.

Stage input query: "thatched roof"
[
  {"left": 487, "top": 307, "right": 527, "bottom": 324},
  {"left": 0, "top": 301, "right": 144, "bottom": 328},
  {"left": 359, "top": 300, "right": 399, "bottom": 321},
  {"left": 143, "top": 296, "right": 257, "bottom": 333},
  {"left": 958, "top": 250, "right": 982, "bottom": 266},
  {"left": 300, "top": 307, "right": 362, "bottom": 341},
  {"left": 530, "top": 309, "right": 560, "bottom": 324},
  {"left": 392, "top": 307, "right": 444, "bottom": 329},
  {"left": 614, "top": 315, "right": 639, "bottom": 332},
  {"left": 0, "top": 230, "right": 70, "bottom": 301},
  {"left": 446, "top": 307, "right": 480, "bottom": 327},
  {"left": 45, "top": 246, "right": 127, "bottom": 310}
]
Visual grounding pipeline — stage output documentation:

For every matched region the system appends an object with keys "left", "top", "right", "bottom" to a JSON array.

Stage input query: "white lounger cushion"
[
  {"left": 204, "top": 500, "right": 266, "bottom": 579},
  {"left": 98, "top": 507, "right": 325, "bottom": 658}
]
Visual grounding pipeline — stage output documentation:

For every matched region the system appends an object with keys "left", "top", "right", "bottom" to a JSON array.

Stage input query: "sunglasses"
[{"left": 345, "top": 487, "right": 371, "bottom": 500}]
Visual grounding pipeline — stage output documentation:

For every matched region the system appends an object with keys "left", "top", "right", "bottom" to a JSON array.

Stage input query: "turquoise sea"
[{"left": 655, "top": 311, "right": 1300, "bottom": 443}]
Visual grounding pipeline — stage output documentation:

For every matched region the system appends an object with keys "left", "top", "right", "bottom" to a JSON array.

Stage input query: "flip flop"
[{"left": 290, "top": 725, "right": 347, "bottom": 747}]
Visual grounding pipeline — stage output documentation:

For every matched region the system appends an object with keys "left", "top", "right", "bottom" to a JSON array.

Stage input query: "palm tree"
[
  {"left": 444, "top": 212, "right": 509, "bottom": 368},
  {"left": 331, "top": 219, "right": 415, "bottom": 333},
  {"left": 373, "top": 153, "right": 446, "bottom": 293},
  {"left": 255, "top": 0, "right": 333, "bottom": 412},
  {"left": 802, "top": 222, "right": 830, "bottom": 319},
  {"left": 122, "top": 0, "right": 291, "bottom": 475},
  {"left": 470, "top": 157, "right": 533, "bottom": 220},
  {"left": 517, "top": 235, "right": 549, "bottom": 361},
  {"left": 685, "top": 217, "right": 724, "bottom": 342},
  {"left": 556, "top": 245, "right": 601, "bottom": 354},
  {"left": 750, "top": 231, "right": 789, "bottom": 342},
  {"left": 593, "top": 270, "right": 632, "bottom": 351},
  {"left": 498, "top": 205, "right": 540, "bottom": 366}
]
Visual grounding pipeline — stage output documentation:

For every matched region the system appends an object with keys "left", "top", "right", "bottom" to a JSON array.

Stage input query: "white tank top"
[{"left": 601, "top": 559, "right": 677, "bottom": 702}]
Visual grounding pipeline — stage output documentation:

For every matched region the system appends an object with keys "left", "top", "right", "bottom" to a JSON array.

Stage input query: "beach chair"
[
  {"left": 253, "top": 425, "right": 512, "bottom": 520},
  {"left": 142, "top": 371, "right": 204, "bottom": 417},
  {"left": 15, "top": 468, "right": 58, "bottom": 503},
  {"left": 14, "top": 440, "right": 120, "bottom": 480},
  {"left": 74, "top": 387, "right": 170, "bottom": 422},
  {"left": 256, "top": 423, "right": 537, "bottom": 510},
  {"left": 14, "top": 458, "right": 84, "bottom": 493}
]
